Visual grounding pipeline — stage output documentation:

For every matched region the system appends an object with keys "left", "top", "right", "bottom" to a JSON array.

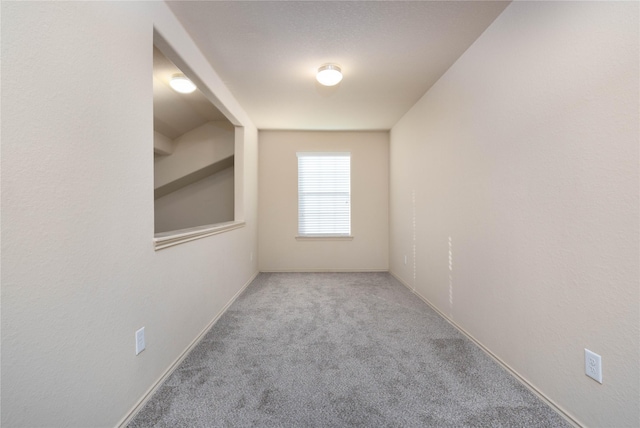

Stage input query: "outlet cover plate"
[
  {"left": 585, "top": 349, "right": 602, "bottom": 383},
  {"left": 136, "top": 327, "right": 145, "bottom": 355}
]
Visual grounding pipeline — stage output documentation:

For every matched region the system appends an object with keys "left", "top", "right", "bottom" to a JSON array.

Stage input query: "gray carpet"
[{"left": 129, "top": 272, "right": 569, "bottom": 427}]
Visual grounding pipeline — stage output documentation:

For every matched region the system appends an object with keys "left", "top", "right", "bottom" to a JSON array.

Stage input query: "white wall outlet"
[
  {"left": 585, "top": 349, "right": 602, "bottom": 383},
  {"left": 136, "top": 327, "right": 146, "bottom": 355},
  {"left": 404, "top": 255, "right": 408, "bottom": 265}
]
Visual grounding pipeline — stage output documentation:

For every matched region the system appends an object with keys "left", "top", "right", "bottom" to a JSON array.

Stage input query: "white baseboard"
[
  {"left": 389, "top": 271, "right": 582, "bottom": 428},
  {"left": 117, "top": 270, "right": 580, "bottom": 427},
  {"left": 116, "top": 270, "right": 260, "bottom": 428}
]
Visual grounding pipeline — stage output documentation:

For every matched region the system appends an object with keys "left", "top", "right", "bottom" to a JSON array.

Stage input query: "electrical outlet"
[
  {"left": 136, "top": 327, "right": 145, "bottom": 355},
  {"left": 404, "top": 255, "right": 407, "bottom": 265},
  {"left": 585, "top": 349, "right": 602, "bottom": 383}
]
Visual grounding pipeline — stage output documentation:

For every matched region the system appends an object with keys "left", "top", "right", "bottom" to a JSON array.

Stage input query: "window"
[{"left": 297, "top": 152, "right": 351, "bottom": 236}]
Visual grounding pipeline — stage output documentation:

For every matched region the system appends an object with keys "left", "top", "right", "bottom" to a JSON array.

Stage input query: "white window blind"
[{"left": 297, "top": 152, "right": 351, "bottom": 236}]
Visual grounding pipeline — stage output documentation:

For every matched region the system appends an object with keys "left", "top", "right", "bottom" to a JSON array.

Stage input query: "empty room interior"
[{"left": 2, "top": 1, "right": 638, "bottom": 427}]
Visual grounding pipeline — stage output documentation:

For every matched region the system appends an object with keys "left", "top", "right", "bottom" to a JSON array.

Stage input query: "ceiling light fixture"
[
  {"left": 169, "top": 74, "right": 197, "bottom": 94},
  {"left": 316, "top": 64, "right": 343, "bottom": 86}
]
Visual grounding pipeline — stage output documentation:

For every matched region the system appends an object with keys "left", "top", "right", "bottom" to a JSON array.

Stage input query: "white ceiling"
[
  {"left": 153, "top": 47, "right": 227, "bottom": 140},
  {"left": 166, "top": 1, "right": 509, "bottom": 131}
]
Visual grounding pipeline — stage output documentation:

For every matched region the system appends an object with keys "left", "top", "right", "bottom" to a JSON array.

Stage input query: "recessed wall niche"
[{"left": 152, "top": 46, "right": 235, "bottom": 234}]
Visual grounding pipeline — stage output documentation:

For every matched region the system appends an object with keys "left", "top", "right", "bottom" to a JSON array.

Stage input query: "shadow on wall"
[{"left": 153, "top": 122, "right": 235, "bottom": 234}]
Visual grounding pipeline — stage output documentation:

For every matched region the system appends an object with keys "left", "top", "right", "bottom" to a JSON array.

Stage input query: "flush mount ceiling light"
[
  {"left": 316, "top": 64, "right": 343, "bottom": 86},
  {"left": 169, "top": 74, "right": 197, "bottom": 94}
]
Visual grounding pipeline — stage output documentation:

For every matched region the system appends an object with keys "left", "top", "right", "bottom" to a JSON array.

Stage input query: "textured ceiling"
[{"left": 167, "top": 1, "right": 509, "bottom": 130}]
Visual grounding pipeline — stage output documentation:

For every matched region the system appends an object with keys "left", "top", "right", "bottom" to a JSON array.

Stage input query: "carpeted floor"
[{"left": 128, "top": 272, "right": 569, "bottom": 427}]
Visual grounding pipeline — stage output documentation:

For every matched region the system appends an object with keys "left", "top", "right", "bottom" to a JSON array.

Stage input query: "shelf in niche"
[{"left": 154, "top": 155, "right": 234, "bottom": 200}]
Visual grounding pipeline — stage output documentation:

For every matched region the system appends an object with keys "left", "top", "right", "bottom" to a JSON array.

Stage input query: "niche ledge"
[{"left": 154, "top": 221, "right": 245, "bottom": 250}]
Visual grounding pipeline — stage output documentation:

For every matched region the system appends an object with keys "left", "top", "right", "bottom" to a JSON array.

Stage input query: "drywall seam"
[
  {"left": 115, "top": 270, "right": 260, "bottom": 428},
  {"left": 389, "top": 270, "right": 583, "bottom": 428}
]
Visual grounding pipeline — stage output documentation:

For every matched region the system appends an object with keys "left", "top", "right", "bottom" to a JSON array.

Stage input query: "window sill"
[
  {"left": 295, "top": 235, "right": 354, "bottom": 241},
  {"left": 154, "top": 221, "right": 245, "bottom": 250}
]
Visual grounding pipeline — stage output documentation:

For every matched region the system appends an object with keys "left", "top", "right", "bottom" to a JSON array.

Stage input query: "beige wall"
[
  {"left": 154, "top": 121, "right": 234, "bottom": 190},
  {"left": 259, "top": 131, "right": 389, "bottom": 271},
  {"left": 153, "top": 131, "right": 175, "bottom": 155},
  {"left": 154, "top": 166, "right": 235, "bottom": 233},
  {"left": 1, "top": 2, "right": 258, "bottom": 427},
  {"left": 154, "top": 121, "right": 235, "bottom": 233},
  {"left": 390, "top": 2, "right": 639, "bottom": 427}
]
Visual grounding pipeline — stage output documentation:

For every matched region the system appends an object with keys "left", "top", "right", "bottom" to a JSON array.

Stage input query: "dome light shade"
[
  {"left": 316, "top": 64, "right": 342, "bottom": 86},
  {"left": 169, "top": 74, "right": 197, "bottom": 94}
]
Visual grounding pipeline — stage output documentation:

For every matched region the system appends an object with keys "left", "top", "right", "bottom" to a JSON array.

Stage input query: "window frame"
[{"left": 296, "top": 152, "right": 352, "bottom": 238}]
